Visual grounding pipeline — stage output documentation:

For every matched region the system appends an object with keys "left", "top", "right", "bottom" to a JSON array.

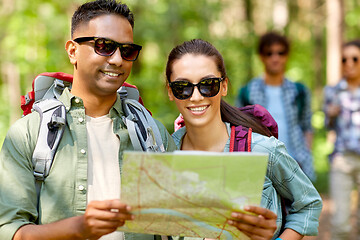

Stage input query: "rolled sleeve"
[
  {"left": 268, "top": 139, "right": 322, "bottom": 235},
  {"left": 0, "top": 115, "right": 39, "bottom": 239}
]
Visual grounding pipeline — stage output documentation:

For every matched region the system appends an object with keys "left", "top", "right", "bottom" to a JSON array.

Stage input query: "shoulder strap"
[
  {"left": 239, "top": 85, "right": 251, "bottom": 106},
  {"left": 32, "top": 98, "right": 66, "bottom": 211},
  {"left": 294, "top": 82, "right": 306, "bottom": 121},
  {"left": 120, "top": 86, "right": 165, "bottom": 152},
  {"left": 229, "top": 125, "right": 252, "bottom": 152}
]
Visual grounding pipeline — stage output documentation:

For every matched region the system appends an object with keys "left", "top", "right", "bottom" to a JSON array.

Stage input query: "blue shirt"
[
  {"left": 264, "top": 85, "right": 294, "bottom": 155},
  {"left": 324, "top": 79, "right": 360, "bottom": 157},
  {"left": 237, "top": 77, "right": 315, "bottom": 181}
]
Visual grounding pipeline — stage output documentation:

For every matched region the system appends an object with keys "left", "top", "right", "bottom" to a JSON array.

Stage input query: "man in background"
[{"left": 237, "top": 32, "right": 315, "bottom": 181}]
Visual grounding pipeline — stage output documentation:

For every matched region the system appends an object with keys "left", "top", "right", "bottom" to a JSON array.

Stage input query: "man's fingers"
[
  {"left": 86, "top": 206, "right": 134, "bottom": 222},
  {"left": 88, "top": 199, "right": 131, "bottom": 212}
]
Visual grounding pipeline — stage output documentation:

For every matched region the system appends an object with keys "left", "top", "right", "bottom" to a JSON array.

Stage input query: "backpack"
[
  {"left": 21, "top": 72, "right": 165, "bottom": 207},
  {"left": 227, "top": 105, "right": 286, "bottom": 235},
  {"left": 239, "top": 81, "right": 306, "bottom": 121}
]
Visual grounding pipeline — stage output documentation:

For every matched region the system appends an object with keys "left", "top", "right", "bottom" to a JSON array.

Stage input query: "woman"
[
  {"left": 166, "top": 39, "right": 322, "bottom": 240},
  {"left": 324, "top": 40, "right": 360, "bottom": 239}
]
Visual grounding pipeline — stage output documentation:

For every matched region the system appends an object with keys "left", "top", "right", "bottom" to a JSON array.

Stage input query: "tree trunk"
[
  {"left": 2, "top": 62, "right": 21, "bottom": 123},
  {"left": 326, "top": 0, "right": 343, "bottom": 86}
]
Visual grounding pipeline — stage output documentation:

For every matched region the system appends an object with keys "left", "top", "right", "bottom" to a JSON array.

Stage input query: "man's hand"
[
  {"left": 14, "top": 199, "right": 134, "bottom": 240},
  {"left": 227, "top": 205, "right": 277, "bottom": 240},
  {"left": 79, "top": 199, "right": 134, "bottom": 240}
]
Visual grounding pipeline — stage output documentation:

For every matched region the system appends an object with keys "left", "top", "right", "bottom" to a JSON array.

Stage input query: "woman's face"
[
  {"left": 342, "top": 45, "right": 360, "bottom": 81},
  {"left": 167, "top": 53, "right": 228, "bottom": 129}
]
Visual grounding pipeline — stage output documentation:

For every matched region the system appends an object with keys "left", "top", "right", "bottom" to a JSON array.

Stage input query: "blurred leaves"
[{"left": 0, "top": 0, "right": 358, "bottom": 160}]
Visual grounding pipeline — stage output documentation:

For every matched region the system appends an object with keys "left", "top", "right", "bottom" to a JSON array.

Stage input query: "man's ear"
[
  {"left": 221, "top": 77, "right": 228, "bottom": 97},
  {"left": 167, "top": 83, "right": 175, "bottom": 101},
  {"left": 259, "top": 54, "right": 266, "bottom": 64},
  {"left": 65, "top": 40, "right": 77, "bottom": 65}
]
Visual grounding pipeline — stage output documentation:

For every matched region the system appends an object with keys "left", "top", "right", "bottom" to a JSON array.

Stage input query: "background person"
[
  {"left": 236, "top": 32, "right": 315, "bottom": 181},
  {"left": 0, "top": 0, "right": 176, "bottom": 239},
  {"left": 323, "top": 39, "right": 360, "bottom": 240},
  {"left": 166, "top": 39, "right": 322, "bottom": 240}
]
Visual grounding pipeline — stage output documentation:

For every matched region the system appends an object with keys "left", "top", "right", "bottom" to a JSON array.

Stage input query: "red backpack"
[{"left": 20, "top": 72, "right": 146, "bottom": 116}]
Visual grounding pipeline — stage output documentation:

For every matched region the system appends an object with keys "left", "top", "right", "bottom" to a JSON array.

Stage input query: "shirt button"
[
  {"left": 78, "top": 185, "right": 85, "bottom": 191},
  {"left": 75, "top": 98, "right": 80, "bottom": 104},
  {"left": 80, "top": 149, "right": 86, "bottom": 154},
  {"left": 78, "top": 117, "right": 84, "bottom": 123}
]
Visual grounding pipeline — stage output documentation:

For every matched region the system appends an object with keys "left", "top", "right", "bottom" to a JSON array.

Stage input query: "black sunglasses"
[
  {"left": 73, "top": 37, "right": 142, "bottom": 61},
  {"left": 169, "top": 77, "right": 224, "bottom": 100},
  {"left": 264, "top": 51, "right": 287, "bottom": 57},
  {"left": 342, "top": 56, "right": 358, "bottom": 64}
]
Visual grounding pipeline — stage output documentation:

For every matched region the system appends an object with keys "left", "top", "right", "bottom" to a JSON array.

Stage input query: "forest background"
[{"left": 0, "top": 0, "right": 356, "bottom": 193}]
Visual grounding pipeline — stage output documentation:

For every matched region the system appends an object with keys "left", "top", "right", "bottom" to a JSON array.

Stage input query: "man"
[
  {"left": 0, "top": 0, "right": 176, "bottom": 239},
  {"left": 324, "top": 39, "right": 360, "bottom": 240},
  {"left": 236, "top": 32, "right": 315, "bottom": 181}
]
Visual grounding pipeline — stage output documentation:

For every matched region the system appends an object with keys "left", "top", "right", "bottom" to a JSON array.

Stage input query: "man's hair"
[
  {"left": 71, "top": 0, "right": 134, "bottom": 38},
  {"left": 257, "top": 32, "right": 290, "bottom": 55},
  {"left": 344, "top": 39, "right": 360, "bottom": 50}
]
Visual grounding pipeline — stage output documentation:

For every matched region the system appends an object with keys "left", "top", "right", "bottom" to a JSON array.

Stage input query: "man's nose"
[{"left": 107, "top": 47, "right": 123, "bottom": 66}]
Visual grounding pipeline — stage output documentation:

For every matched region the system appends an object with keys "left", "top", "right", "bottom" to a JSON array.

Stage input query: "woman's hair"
[
  {"left": 344, "top": 39, "right": 360, "bottom": 50},
  {"left": 166, "top": 39, "right": 273, "bottom": 137}
]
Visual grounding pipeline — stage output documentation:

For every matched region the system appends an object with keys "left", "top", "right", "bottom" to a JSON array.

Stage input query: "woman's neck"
[
  {"left": 347, "top": 77, "right": 360, "bottom": 91},
  {"left": 182, "top": 119, "right": 229, "bottom": 152}
]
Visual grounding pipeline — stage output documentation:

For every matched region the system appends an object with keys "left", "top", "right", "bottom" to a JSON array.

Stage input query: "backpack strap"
[
  {"left": 239, "top": 85, "right": 251, "bottom": 106},
  {"left": 294, "top": 82, "right": 306, "bottom": 121},
  {"left": 229, "top": 125, "right": 252, "bottom": 152},
  {"left": 120, "top": 86, "right": 165, "bottom": 152},
  {"left": 32, "top": 98, "right": 66, "bottom": 210}
]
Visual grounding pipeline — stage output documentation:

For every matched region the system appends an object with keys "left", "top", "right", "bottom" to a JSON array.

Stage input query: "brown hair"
[
  {"left": 166, "top": 39, "right": 273, "bottom": 137},
  {"left": 258, "top": 32, "right": 290, "bottom": 56},
  {"left": 344, "top": 39, "right": 360, "bottom": 49}
]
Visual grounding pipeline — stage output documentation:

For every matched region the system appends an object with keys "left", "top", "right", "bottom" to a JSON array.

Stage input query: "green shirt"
[{"left": 0, "top": 88, "right": 177, "bottom": 240}]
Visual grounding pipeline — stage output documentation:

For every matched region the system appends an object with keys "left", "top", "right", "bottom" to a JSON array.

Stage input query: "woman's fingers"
[
  {"left": 244, "top": 205, "right": 277, "bottom": 219},
  {"left": 228, "top": 206, "right": 278, "bottom": 240}
]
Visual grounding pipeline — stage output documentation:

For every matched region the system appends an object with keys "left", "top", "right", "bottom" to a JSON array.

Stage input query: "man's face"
[
  {"left": 260, "top": 43, "right": 288, "bottom": 76},
  {"left": 67, "top": 14, "right": 135, "bottom": 98}
]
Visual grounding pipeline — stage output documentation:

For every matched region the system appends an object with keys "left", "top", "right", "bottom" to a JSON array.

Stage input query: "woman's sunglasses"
[
  {"left": 342, "top": 56, "right": 358, "bottom": 64},
  {"left": 73, "top": 37, "right": 142, "bottom": 61},
  {"left": 169, "top": 77, "right": 224, "bottom": 100}
]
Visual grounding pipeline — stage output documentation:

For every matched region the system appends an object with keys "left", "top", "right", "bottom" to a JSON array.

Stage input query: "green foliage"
[{"left": 0, "top": 0, "right": 352, "bottom": 189}]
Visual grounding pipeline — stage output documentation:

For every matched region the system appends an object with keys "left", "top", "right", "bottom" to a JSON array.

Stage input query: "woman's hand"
[{"left": 228, "top": 205, "right": 277, "bottom": 240}]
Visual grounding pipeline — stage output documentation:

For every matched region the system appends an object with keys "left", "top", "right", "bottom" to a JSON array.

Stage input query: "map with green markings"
[{"left": 118, "top": 151, "right": 268, "bottom": 240}]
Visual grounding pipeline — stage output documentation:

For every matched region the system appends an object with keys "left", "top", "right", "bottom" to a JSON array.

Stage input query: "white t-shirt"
[{"left": 86, "top": 114, "right": 123, "bottom": 240}]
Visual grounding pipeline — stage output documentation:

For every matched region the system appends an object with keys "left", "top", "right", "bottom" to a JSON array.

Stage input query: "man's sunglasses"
[
  {"left": 169, "top": 77, "right": 224, "bottom": 100},
  {"left": 342, "top": 56, "right": 358, "bottom": 64},
  {"left": 264, "top": 51, "right": 287, "bottom": 57},
  {"left": 73, "top": 37, "right": 142, "bottom": 61}
]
